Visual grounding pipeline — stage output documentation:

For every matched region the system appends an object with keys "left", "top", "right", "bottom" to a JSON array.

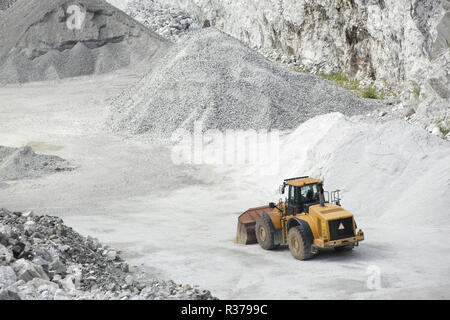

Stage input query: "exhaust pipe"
[{"left": 319, "top": 184, "right": 325, "bottom": 207}]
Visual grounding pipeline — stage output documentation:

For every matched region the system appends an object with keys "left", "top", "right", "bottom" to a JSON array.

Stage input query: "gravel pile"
[
  {"left": 108, "top": 28, "right": 382, "bottom": 137},
  {"left": 0, "top": 208, "right": 216, "bottom": 300},
  {"left": 0, "top": 0, "right": 170, "bottom": 85},
  {"left": 0, "top": 146, "right": 74, "bottom": 182},
  {"left": 0, "top": 0, "right": 16, "bottom": 11},
  {"left": 124, "top": 0, "right": 201, "bottom": 41}
]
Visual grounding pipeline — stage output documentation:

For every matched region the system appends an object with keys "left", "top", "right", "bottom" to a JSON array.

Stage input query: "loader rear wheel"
[
  {"left": 255, "top": 215, "right": 275, "bottom": 250},
  {"left": 288, "top": 225, "right": 313, "bottom": 260}
]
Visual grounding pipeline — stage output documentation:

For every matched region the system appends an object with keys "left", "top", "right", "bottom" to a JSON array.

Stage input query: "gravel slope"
[
  {"left": 0, "top": 146, "right": 74, "bottom": 182},
  {"left": 0, "top": 0, "right": 171, "bottom": 85},
  {"left": 108, "top": 28, "right": 382, "bottom": 137}
]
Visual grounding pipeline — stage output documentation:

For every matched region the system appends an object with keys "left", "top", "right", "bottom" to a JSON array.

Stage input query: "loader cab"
[{"left": 282, "top": 177, "right": 324, "bottom": 215}]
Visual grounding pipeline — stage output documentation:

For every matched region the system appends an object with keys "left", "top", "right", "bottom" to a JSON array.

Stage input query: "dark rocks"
[
  {"left": 0, "top": 208, "right": 216, "bottom": 300},
  {"left": 404, "top": 107, "right": 416, "bottom": 118}
]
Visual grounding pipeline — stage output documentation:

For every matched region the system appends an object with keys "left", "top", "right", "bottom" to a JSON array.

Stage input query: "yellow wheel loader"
[{"left": 236, "top": 176, "right": 364, "bottom": 260}]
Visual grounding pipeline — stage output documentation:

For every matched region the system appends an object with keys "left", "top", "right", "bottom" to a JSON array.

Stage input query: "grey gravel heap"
[
  {"left": 108, "top": 28, "right": 382, "bottom": 137},
  {"left": 0, "top": 0, "right": 170, "bottom": 85},
  {"left": 0, "top": 208, "right": 216, "bottom": 300},
  {"left": 0, "top": 146, "right": 74, "bottom": 182}
]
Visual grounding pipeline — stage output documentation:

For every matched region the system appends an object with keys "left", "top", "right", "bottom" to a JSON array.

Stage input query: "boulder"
[
  {"left": 27, "top": 278, "right": 59, "bottom": 299},
  {"left": 0, "top": 265, "right": 17, "bottom": 288},
  {"left": 11, "top": 259, "right": 49, "bottom": 282},
  {"left": 0, "top": 289, "right": 20, "bottom": 300},
  {"left": 0, "top": 244, "right": 13, "bottom": 265},
  {"left": 0, "top": 224, "right": 11, "bottom": 246}
]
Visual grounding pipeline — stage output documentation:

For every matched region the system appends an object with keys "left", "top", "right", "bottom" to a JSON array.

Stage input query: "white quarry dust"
[
  {"left": 0, "top": 72, "right": 449, "bottom": 299},
  {"left": 0, "top": 145, "right": 74, "bottom": 181}
]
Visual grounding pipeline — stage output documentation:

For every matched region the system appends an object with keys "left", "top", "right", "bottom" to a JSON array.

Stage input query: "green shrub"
[
  {"left": 437, "top": 121, "right": 449, "bottom": 136},
  {"left": 361, "top": 86, "right": 378, "bottom": 99},
  {"left": 413, "top": 86, "right": 420, "bottom": 100}
]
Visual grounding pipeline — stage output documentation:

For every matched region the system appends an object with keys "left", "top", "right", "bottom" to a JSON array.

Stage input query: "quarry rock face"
[
  {"left": 0, "top": 0, "right": 170, "bottom": 85},
  {"left": 146, "top": 0, "right": 449, "bottom": 127}
]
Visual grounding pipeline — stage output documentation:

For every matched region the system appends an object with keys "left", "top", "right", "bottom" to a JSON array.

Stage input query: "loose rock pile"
[
  {"left": 0, "top": 146, "right": 74, "bottom": 181},
  {"left": 0, "top": 208, "right": 216, "bottom": 300},
  {"left": 124, "top": 0, "right": 201, "bottom": 41}
]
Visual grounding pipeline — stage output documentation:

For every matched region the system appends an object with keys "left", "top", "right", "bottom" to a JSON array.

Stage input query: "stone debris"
[
  {"left": 0, "top": 208, "right": 216, "bottom": 300},
  {"left": 0, "top": 146, "right": 75, "bottom": 182},
  {"left": 124, "top": 0, "right": 202, "bottom": 41}
]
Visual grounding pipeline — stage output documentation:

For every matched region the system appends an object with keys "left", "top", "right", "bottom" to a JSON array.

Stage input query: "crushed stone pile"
[
  {"left": 0, "top": 208, "right": 216, "bottom": 300},
  {"left": 0, "top": 146, "right": 74, "bottom": 181},
  {"left": 0, "top": 0, "right": 170, "bottom": 85},
  {"left": 108, "top": 28, "right": 382, "bottom": 137},
  {"left": 124, "top": 0, "right": 201, "bottom": 41}
]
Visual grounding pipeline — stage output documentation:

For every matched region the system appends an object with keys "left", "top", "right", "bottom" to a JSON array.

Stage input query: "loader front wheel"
[
  {"left": 255, "top": 215, "right": 275, "bottom": 250},
  {"left": 288, "top": 225, "right": 313, "bottom": 260}
]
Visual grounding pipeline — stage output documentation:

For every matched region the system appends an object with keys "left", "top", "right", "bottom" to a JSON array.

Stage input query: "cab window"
[{"left": 300, "top": 184, "right": 319, "bottom": 203}]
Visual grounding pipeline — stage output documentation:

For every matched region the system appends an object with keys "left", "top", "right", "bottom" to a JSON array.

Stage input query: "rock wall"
[{"left": 148, "top": 0, "right": 449, "bottom": 125}]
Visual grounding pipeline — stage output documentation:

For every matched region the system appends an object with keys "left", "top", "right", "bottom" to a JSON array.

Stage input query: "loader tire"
[
  {"left": 334, "top": 244, "right": 355, "bottom": 252},
  {"left": 288, "top": 225, "right": 313, "bottom": 260},
  {"left": 255, "top": 215, "right": 275, "bottom": 250}
]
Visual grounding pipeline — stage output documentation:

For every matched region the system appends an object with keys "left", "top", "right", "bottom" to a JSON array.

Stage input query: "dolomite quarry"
[{"left": 0, "top": 0, "right": 449, "bottom": 300}]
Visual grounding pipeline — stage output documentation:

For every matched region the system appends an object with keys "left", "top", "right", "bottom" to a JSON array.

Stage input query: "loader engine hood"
[{"left": 309, "top": 203, "right": 353, "bottom": 221}]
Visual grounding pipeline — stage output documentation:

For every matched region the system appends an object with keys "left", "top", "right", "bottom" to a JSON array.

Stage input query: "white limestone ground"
[{"left": 0, "top": 73, "right": 448, "bottom": 299}]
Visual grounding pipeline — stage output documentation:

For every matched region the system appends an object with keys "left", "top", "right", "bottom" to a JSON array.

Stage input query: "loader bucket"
[{"left": 235, "top": 205, "right": 271, "bottom": 244}]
